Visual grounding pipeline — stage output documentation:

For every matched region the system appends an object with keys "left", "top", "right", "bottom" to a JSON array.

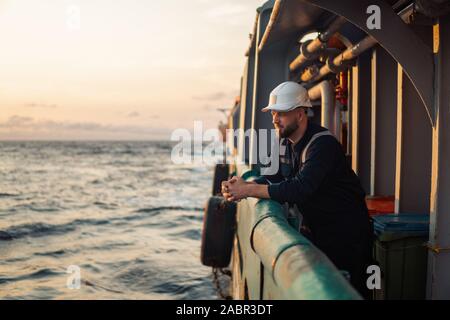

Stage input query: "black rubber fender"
[
  {"left": 201, "top": 196, "right": 237, "bottom": 268},
  {"left": 211, "top": 164, "right": 229, "bottom": 196}
]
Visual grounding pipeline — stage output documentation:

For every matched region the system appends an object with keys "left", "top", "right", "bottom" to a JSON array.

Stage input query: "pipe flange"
[
  {"left": 318, "top": 32, "right": 328, "bottom": 43},
  {"left": 300, "top": 40, "right": 321, "bottom": 60},
  {"left": 300, "top": 65, "right": 319, "bottom": 83},
  {"left": 326, "top": 55, "right": 352, "bottom": 74}
]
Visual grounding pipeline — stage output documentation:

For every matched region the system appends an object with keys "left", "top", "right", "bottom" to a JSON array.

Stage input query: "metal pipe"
[
  {"left": 289, "top": 16, "right": 347, "bottom": 71},
  {"left": 296, "top": 5, "right": 411, "bottom": 80},
  {"left": 339, "top": 36, "right": 377, "bottom": 61},
  {"left": 300, "top": 65, "right": 319, "bottom": 82},
  {"left": 304, "top": 36, "right": 377, "bottom": 83},
  {"left": 258, "top": 0, "right": 283, "bottom": 52},
  {"left": 245, "top": 13, "right": 260, "bottom": 57},
  {"left": 308, "top": 81, "right": 335, "bottom": 133},
  {"left": 291, "top": 2, "right": 412, "bottom": 69},
  {"left": 249, "top": 13, "right": 262, "bottom": 167},
  {"left": 246, "top": 193, "right": 361, "bottom": 299}
]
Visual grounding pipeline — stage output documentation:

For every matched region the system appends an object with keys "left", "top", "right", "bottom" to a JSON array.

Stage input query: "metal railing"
[{"left": 236, "top": 169, "right": 361, "bottom": 300}]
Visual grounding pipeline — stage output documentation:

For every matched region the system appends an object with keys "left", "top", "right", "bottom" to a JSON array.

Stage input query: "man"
[{"left": 222, "top": 81, "right": 373, "bottom": 299}]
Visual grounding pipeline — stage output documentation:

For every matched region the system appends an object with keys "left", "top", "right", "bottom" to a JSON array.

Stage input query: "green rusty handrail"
[{"left": 243, "top": 170, "right": 361, "bottom": 300}]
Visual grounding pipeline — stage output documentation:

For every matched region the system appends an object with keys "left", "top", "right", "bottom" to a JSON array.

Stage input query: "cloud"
[
  {"left": 193, "top": 91, "right": 228, "bottom": 101},
  {"left": 1, "top": 115, "right": 34, "bottom": 127},
  {"left": 0, "top": 115, "right": 172, "bottom": 140},
  {"left": 24, "top": 102, "right": 58, "bottom": 109},
  {"left": 127, "top": 111, "right": 140, "bottom": 118},
  {"left": 202, "top": 104, "right": 229, "bottom": 112},
  {"left": 193, "top": 89, "right": 239, "bottom": 102}
]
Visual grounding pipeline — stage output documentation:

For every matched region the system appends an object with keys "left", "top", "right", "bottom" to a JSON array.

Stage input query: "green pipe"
[{"left": 243, "top": 170, "right": 361, "bottom": 300}]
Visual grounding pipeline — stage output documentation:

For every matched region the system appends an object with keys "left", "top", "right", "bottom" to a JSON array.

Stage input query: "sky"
[{"left": 0, "top": 0, "right": 264, "bottom": 140}]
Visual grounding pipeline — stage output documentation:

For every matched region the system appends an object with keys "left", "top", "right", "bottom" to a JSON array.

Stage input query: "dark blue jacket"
[{"left": 255, "top": 121, "right": 371, "bottom": 248}]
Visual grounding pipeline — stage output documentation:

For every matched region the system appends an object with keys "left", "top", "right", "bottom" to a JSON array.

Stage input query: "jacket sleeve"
[
  {"left": 253, "top": 147, "right": 285, "bottom": 185},
  {"left": 253, "top": 169, "right": 284, "bottom": 185},
  {"left": 267, "top": 136, "right": 336, "bottom": 204}
]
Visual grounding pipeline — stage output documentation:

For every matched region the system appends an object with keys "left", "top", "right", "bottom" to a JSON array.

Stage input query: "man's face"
[{"left": 271, "top": 109, "right": 301, "bottom": 138}]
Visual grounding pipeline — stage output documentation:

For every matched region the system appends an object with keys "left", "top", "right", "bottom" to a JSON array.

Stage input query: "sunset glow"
[{"left": 0, "top": 0, "right": 263, "bottom": 140}]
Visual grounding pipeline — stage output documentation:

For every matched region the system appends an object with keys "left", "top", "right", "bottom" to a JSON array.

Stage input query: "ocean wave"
[
  {"left": 0, "top": 231, "right": 14, "bottom": 241},
  {"left": 149, "top": 275, "right": 214, "bottom": 299},
  {"left": 179, "top": 214, "right": 203, "bottom": 222},
  {"left": 82, "top": 279, "right": 124, "bottom": 294},
  {"left": 0, "top": 268, "right": 62, "bottom": 285},
  {"left": 0, "top": 141, "right": 215, "bottom": 299},
  {"left": 168, "top": 229, "right": 201, "bottom": 240},
  {"left": 151, "top": 282, "right": 191, "bottom": 296},
  {"left": 93, "top": 201, "right": 119, "bottom": 210},
  {"left": 1, "top": 217, "right": 112, "bottom": 240},
  {"left": 112, "top": 263, "right": 190, "bottom": 296},
  {"left": 0, "top": 208, "right": 203, "bottom": 241},
  {"left": 85, "top": 241, "right": 134, "bottom": 251},
  {"left": 29, "top": 207, "right": 62, "bottom": 212},
  {"left": 134, "top": 206, "right": 203, "bottom": 214},
  {"left": 0, "top": 193, "right": 19, "bottom": 198},
  {"left": 4, "top": 203, "right": 63, "bottom": 214},
  {"left": 3, "top": 222, "right": 77, "bottom": 240},
  {"left": 34, "top": 249, "right": 71, "bottom": 257}
]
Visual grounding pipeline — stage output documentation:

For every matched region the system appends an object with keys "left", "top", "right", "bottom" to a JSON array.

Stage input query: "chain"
[{"left": 212, "top": 268, "right": 233, "bottom": 300}]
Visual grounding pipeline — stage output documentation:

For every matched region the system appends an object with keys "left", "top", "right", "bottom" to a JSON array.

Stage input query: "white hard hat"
[{"left": 262, "top": 81, "right": 312, "bottom": 113}]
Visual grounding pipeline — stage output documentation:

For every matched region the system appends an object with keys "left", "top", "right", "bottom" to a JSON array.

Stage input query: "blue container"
[{"left": 372, "top": 213, "right": 429, "bottom": 240}]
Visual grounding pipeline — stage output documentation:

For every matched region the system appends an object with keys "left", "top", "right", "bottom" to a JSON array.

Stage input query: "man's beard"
[{"left": 278, "top": 122, "right": 299, "bottom": 138}]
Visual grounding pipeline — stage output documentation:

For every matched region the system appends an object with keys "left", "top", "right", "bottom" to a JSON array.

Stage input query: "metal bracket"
[
  {"left": 427, "top": 243, "right": 450, "bottom": 254},
  {"left": 300, "top": 0, "right": 436, "bottom": 126}
]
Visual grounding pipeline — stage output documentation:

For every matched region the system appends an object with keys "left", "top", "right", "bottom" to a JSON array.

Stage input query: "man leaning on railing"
[{"left": 221, "top": 81, "right": 374, "bottom": 299}]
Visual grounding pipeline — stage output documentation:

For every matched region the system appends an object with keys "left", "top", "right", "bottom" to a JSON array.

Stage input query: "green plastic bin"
[{"left": 372, "top": 214, "right": 429, "bottom": 300}]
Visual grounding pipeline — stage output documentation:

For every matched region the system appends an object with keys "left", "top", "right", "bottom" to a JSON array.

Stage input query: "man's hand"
[
  {"left": 221, "top": 176, "right": 270, "bottom": 202},
  {"left": 221, "top": 176, "right": 248, "bottom": 202}
]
